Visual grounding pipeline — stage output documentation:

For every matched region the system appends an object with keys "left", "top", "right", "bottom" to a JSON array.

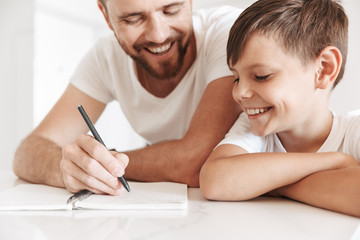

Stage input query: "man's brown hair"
[{"left": 227, "top": 0, "right": 348, "bottom": 88}]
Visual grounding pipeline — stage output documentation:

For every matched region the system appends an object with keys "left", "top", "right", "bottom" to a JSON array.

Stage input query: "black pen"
[{"left": 77, "top": 104, "right": 131, "bottom": 192}]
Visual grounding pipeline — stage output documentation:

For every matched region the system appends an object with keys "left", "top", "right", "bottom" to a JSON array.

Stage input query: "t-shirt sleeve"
[
  {"left": 202, "top": 6, "right": 242, "bottom": 85},
  {"left": 343, "top": 110, "right": 360, "bottom": 161},
  {"left": 70, "top": 38, "right": 114, "bottom": 104},
  {"left": 217, "top": 113, "right": 266, "bottom": 153}
]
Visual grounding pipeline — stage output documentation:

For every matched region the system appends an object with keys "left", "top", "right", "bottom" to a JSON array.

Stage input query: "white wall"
[
  {"left": 0, "top": 0, "right": 34, "bottom": 172},
  {"left": 1, "top": 0, "right": 359, "bottom": 172},
  {"left": 330, "top": 0, "right": 360, "bottom": 113}
]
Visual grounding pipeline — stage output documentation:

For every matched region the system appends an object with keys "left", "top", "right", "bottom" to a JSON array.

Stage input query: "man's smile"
[{"left": 146, "top": 42, "right": 172, "bottom": 55}]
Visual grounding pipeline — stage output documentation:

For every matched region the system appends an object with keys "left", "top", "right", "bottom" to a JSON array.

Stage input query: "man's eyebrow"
[
  {"left": 116, "top": 1, "right": 185, "bottom": 20},
  {"left": 163, "top": 1, "right": 185, "bottom": 9},
  {"left": 117, "top": 12, "right": 143, "bottom": 20}
]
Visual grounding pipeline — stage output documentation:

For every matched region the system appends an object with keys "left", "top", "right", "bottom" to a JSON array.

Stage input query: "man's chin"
[{"left": 135, "top": 59, "right": 182, "bottom": 80}]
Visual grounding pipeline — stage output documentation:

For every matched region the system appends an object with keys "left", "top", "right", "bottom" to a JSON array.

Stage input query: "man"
[{"left": 13, "top": 0, "right": 241, "bottom": 195}]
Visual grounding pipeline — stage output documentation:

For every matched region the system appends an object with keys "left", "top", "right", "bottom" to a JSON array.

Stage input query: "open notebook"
[{"left": 0, "top": 182, "right": 187, "bottom": 211}]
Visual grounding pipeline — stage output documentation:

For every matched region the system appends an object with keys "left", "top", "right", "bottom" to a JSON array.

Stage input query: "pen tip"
[{"left": 119, "top": 177, "right": 131, "bottom": 192}]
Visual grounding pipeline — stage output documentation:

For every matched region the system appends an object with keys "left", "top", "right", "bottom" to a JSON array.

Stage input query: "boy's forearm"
[
  {"left": 13, "top": 135, "right": 64, "bottom": 188},
  {"left": 201, "top": 151, "right": 356, "bottom": 201},
  {"left": 276, "top": 166, "right": 360, "bottom": 217}
]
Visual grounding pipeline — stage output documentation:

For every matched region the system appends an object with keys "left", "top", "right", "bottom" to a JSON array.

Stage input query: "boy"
[{"left": 200, "top": 0, "right": 360, "bottom": 217}]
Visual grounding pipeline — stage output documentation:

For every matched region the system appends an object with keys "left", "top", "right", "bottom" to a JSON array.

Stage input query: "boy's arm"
[
  {"left": 200, "top": 144, "right": 358, "bottom": 201},
  {"left": 274, "top": 166, "right": 360, "bottom": 217}
]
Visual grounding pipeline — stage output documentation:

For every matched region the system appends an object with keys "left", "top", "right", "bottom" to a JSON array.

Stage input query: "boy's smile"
[{"left": 230, "top": 32, "right": 328, "bottom": 141}]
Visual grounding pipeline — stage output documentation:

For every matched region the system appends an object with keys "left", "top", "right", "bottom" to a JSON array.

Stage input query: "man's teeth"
[
  {"left": 147, "top": 43, "right": 171, "bottom": 54},
  {"left": 246, "top": 108, "right": 269, "bottom": 115}
]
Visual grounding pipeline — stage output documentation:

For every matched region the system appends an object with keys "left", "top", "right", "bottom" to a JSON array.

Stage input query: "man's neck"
[{"left": 135, "top": 35, "right": 197, "bottom": 98}]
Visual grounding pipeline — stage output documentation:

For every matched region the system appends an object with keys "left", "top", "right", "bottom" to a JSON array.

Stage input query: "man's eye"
[
  {"left": 124, "top": 17, "right": 142, "bottom": 25},
  {"left": 164, "top": 6, "right": 180, "bottom": 15},
  {"left": 233, "top": 78, "right": 239, "bottom": 83},
  {"left": 255, "top": 74, "right": 270, "bottom": 81}
]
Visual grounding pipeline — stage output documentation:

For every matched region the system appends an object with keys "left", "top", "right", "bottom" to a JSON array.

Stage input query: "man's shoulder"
[
  {"left": 192, "top": 5, "right": 242, "bottom": 28},
  {"left": 193, "top": 5, "right": 241, "bottom": 19},
  {"left": 91, "top": 34, "right": 122, "bottom": 54},
  {"left": 87, "top": 34, "right": 127, "bottom": 63},
  {"left": 192, "top": 5, "right": 242, "bottom": 51}
]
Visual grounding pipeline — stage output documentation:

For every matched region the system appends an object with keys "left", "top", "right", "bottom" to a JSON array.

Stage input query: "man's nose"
[{"left": 144, "top": 14, "right": 170, "bottom": 44}]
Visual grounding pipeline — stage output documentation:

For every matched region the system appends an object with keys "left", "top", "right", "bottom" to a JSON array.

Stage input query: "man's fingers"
[
  {"left": 62, "top": 159, "right": 123, "bottom": 195},
  {"left": 112, "top": 151, "right": 130, "bottom": 173},
  {"left": 77, "top": 134, "right": 125, "bottom": 177},
  {"left": 61, "top": 138, "right": 125, "bottom": 195}
]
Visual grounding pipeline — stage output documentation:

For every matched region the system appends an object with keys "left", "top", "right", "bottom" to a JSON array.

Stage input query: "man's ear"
[
  {"left": 98, "top": 1, "right": 114, "bottom": 31},
  {"left": 315, "top": 46, "right": 342, "bottom": 90}
]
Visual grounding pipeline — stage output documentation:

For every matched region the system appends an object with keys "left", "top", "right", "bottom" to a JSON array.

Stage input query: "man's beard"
[{"left": 117, "top": 32, "right": 192, "bottom": 80}]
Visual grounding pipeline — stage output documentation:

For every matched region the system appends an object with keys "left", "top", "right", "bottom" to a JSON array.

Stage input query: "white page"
[
  {"left": 0, "top": 184, "right": 72, "bottom": 211},
  {"left": 76, "top": 182, "right": 188, "bottom": 210},
  {"left": 0, "top": 182, "right": 187, "bottom": 211}
]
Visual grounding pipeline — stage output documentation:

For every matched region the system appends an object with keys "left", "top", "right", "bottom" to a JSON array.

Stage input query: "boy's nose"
[
  {"left": 232, "top": 79, "right": 254, "bottom": 102},
  {"left": 144, "top": 15, "right": 170, "bottom": 44}
]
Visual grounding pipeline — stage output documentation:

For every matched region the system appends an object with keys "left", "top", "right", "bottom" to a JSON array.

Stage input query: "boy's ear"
[
  {"left": 98, "top": 1, "right": 114, "bottom": 31},
  {"left": 314, "top": 46, "right": 342, "bottom": 90}
]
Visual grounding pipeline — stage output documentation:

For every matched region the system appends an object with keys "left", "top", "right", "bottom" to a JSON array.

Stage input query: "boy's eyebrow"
[
  {"left": 117, "top": 1, "right": 185, "bottom": 20},
  {"left": 228, "top": 63, "right": 272, "bottom": 73}
]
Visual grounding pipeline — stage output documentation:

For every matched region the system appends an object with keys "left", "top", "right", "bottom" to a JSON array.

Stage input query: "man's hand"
[{"left": 60, "top": 134, "right": 129, "bottom": 195}]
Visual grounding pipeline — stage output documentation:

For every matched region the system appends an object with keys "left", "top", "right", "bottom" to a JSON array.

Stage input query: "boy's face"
[
  {"left": 230, "top": 32, "right": 319, "bottom": 137},
  {"left": 99, "top": 0, "right": 193, "bottom": 79}
]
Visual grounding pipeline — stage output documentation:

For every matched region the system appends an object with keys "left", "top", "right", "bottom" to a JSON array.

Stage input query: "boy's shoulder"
[
  {"left": 336, "top": 109, "right": 360, "bottom": 124},
  {"left": 331, "top": 109, "right": 360, "bottom": 134},
  {"left": 335, "top": 109, "right": 360, "bottom": 161},
  {"left": 333, "top": 109, "right": 360, "bottom": 143}
]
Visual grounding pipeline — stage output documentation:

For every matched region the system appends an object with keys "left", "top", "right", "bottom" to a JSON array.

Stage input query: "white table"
[{"left": 0, "top": 172, "right": 359, "bottom": 240}]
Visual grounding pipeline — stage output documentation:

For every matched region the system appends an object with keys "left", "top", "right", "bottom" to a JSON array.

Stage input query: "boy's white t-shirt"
[
  {"left": 70, "top": 6, "right": 241, "bottom": 145},
  {"left": 218, "top": 110, "right": 360, "bottom": 161}
]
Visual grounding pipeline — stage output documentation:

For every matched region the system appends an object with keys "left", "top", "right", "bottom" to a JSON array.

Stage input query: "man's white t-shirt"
[
  {"left": 70, "top": 6, "right": 241, "bottom": 145},
  {"left": 218, "top": 110, "right": 360, "bottom": 161}
]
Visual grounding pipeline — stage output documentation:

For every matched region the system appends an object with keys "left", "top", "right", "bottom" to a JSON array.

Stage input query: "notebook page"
[
  {"left": 76, "top": 182, "right": 188, "bottom": 210},
  {"left": 0, "top": 184, "right": 72, "bottom": 211}
]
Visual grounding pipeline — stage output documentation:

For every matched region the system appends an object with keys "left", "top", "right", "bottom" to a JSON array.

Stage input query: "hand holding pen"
[{"left": 61, "top": 105, "right": 130, "bottom": 200}]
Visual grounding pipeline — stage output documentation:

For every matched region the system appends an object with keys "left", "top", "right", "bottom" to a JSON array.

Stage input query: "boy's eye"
[
  {"left": 233, "top": 78, "right": 240, "bottom": 83},
  {"left": 255, "top": 74, "right": 270, "bottom": 81}
]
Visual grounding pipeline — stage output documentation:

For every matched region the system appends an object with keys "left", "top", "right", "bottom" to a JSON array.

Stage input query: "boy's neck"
[{"left": 277, "top": 110, "right": 333, "bottom": 153}]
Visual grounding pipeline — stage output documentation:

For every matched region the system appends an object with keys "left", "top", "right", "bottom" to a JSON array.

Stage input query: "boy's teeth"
[
  {"left": 148, "top": 43, "right": 171, "bottom": 54},
  {"left": 246, "top": 108, "right": 268, "bottom": 115}
]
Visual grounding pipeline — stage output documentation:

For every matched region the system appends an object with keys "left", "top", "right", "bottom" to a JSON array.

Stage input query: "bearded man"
[{"left": 13, "top": 0, "right": 241, "bottom": 194}]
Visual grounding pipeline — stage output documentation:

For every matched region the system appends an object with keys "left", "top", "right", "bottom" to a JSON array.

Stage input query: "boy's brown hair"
[{"left": 227, "top": 0, "right": 348, "bottom": 88}]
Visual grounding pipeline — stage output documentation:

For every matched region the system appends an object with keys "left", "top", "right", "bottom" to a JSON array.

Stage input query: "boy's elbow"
[
  {"left": 199, "top": 161, "right": 224, "bottom": 200},
  {"left": 200, "top": 159, "right": 258, "bottom": 201}
]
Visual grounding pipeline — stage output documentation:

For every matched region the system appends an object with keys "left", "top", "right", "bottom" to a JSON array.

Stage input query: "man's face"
[{"left": 100, "top": 0, "right": 194, "bottom": 79}]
